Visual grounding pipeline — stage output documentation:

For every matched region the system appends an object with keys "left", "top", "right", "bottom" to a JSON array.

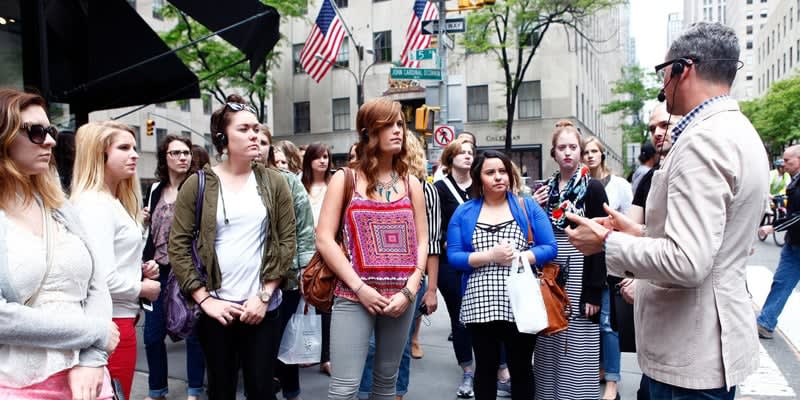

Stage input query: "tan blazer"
[{"left": 606, "top": 98, "right": 765, "bottom": 390}]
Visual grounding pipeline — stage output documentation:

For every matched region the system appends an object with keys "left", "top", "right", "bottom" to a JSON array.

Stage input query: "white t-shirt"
[
  {"left": 212, "top": 172, "right": 268, "bottom": 302},
  {"left": 605, "top": 175, "right": 633, "bottom": 215}
]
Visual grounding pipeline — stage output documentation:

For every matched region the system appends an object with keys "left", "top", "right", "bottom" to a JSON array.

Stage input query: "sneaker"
[
  {"left": 758, "top": 324, "right": 774, "bottom": 339},
  {"left": 457, "top": 372, "right": 474, "bottom": 398},
  {"left": 448, "top": 332, "right": 454, "bottom": 341},
  {"left": 497, "top": 378, "right": 511, "bottom": 397}
]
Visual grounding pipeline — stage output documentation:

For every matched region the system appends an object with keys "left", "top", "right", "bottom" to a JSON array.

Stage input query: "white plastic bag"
[
  {"left": 278, "top": 298, "right": 322, "bottom": 364},
  {"left": 506, "top": 252, "right": 548, "bottom": 334}
]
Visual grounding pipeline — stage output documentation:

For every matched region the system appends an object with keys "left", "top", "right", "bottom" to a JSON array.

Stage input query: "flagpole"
[{"left": 328, "top": 0, "right": 361, "bottom": 55}]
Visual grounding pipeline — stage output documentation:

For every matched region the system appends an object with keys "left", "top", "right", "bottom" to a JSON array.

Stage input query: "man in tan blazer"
[{"left": 565, "top": 22, "right": 766, "bottom": 400}]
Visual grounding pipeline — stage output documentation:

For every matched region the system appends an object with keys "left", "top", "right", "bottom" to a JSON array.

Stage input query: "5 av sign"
[{"left": 421, "top": 17, "right": 466, "bottom": 35}]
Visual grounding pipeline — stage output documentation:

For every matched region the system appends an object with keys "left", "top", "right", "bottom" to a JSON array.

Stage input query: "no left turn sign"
[{"left": 434, "top": 125, "right": 455, "bottom": 147}]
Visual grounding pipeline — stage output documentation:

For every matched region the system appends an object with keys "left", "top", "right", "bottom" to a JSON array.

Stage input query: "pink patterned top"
[{"left": 334, "top": 176, "right": 418, "bottom": 301}]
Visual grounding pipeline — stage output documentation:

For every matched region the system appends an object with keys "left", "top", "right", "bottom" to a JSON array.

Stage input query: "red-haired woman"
[{"left": 317, "top": 98, "right": 428, "bottom": 399}]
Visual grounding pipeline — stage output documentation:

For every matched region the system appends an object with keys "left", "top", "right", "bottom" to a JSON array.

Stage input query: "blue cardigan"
[{"left": 446, "top": 192, "right": 558, "bottom": 295}]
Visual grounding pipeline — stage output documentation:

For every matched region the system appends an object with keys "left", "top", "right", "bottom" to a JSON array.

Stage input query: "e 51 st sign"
[
  {"left": 390, "top": 67, "right": 442, "bottom": 81},
  {"left": 421, "top": 17, "right": 466, "bottom": 35},
  {"left": 410, "top": 48, "right": 437, "bottom": 61}
]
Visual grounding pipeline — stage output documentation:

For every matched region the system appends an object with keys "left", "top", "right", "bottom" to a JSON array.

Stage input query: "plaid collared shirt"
[{"left": 670, "top": 95, "right": 729, "bottom": 143}]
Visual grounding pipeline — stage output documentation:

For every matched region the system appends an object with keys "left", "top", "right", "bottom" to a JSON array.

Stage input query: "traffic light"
[
  {"left": 415, "top": 105, "right": 439, "bottom": 134},
  {"left": 146, "top": 119, "right": 155, "bottom": 136},
  {"left": 458, "top": 0, "right": 473, "bottom": 9}
]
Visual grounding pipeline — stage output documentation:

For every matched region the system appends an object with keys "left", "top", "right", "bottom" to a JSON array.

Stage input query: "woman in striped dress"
[{"left": 532, "top": 120, "right": 608, "bottom": 400}]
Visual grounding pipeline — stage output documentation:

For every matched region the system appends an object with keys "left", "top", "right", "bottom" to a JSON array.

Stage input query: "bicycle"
[{"left": 758, "top": 195, "right": 787, "bottom": 246}]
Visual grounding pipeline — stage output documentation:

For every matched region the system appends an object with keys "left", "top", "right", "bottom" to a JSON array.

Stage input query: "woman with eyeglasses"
[
  {"left": 70, "top": 120, "right": 160, "bottom": 400},
  {"left": 169, "top": 95, "right": 296, "bottom": 399},
  {"left": 141, "top": 135, "right": 205, "bottom": 400},
  {"left": 318, "top": 98, "right": 428, "bottom": 400},
  {"left": 0, "top": 89, "right": 119, "bottom": 399}
]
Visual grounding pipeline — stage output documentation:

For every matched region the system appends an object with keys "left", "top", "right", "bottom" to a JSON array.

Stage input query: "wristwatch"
[{"left": 258, "top": 289, "right": 273, "bottom": 304}]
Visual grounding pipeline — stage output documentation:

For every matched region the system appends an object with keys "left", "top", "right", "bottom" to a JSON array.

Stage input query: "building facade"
[
  {"left": 726, "top": 0, "right": 779, "bottom": 100},
  {"left": 271, "top": 0, "right": 631, "bottom": 183},
  {"left": 667, "top": 12, "right": 684, "bottom": 48},
  {"left": 755, "top": 0, "right": 800, "bottom": 96},
  {"left": 684, "top": 0, "right": 728, "bottom": 26}
]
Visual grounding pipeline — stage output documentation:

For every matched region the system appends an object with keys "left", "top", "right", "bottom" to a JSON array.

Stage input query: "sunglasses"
[
  {"left": 20, "top": 123, "right": 59, "bottom": 144},
  {"left": 167, "top": 150, "right": 192, "bottom": 158},
  {"left": 226, "top": 102, "right": 257, "bottom": 114}
]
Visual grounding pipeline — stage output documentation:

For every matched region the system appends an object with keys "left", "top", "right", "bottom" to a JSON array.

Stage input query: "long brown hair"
[
  {"left": 0, "top": 89, "right": 64, "bottom": 210},
  {"left": 352, "top": 98, "right": 409, "bottom": 195}
]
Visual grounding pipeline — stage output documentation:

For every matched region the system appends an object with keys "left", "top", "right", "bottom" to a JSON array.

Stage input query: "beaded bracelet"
[{"left": 400, "top": 287, "right": 415, "bottom": 304}]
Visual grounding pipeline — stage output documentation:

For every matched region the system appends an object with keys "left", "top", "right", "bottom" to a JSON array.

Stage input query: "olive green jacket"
[
  {"left": 278, "top": 170, "right": 315, "bottom": 290},
  {"left": 169, "top": 163, "right": 297, "bottom": 298}
]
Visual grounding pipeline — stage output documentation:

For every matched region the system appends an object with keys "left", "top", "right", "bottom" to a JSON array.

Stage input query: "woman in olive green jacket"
[{"left": 168, "top": 95, "right": 296, "bottom": 399}]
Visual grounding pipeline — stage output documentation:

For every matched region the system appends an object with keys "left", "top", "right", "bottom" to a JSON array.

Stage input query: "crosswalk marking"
[
  {"left": 738, "top": 343, "right": 796, "bottom": 397},
  {"left": 747, "top": 265, "right": 800, "bottom": 351}
]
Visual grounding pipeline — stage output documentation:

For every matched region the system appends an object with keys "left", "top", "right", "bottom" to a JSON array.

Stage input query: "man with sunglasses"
[{"left": 565, "top": 22, "right": 767, "bottom": 400}]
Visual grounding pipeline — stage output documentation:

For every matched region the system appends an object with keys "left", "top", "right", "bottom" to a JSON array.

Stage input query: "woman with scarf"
[{"left": 531, "top": 120, "right": 608, "bottom": 400}]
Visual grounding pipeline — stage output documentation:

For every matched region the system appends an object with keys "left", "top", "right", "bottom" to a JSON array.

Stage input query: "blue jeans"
[
  {"left": 600, "top": 287, "right": 621, "bottom": 381},
  {"left": 649, "top": 378, "right": 735, "bottom": 400},
  {"left": 143, "top": 264, "right": 205, "bottom": 397},
  {"left": 757, "top": 243, "right": 800, "bottom": 331},
  {"left": 358, "top": 280, "right": 426, "bottom": 398}
]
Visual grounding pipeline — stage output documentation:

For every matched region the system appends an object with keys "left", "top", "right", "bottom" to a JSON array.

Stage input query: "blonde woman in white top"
[
  {"left": 71, "top": 121, "right": 161, "bottom": 400},
  {"left": 0, "top": 89, "right": 119, "bottom": 399}
]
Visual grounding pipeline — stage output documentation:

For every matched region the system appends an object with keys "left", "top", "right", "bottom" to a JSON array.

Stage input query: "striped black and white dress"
[{"left": 534, "top": 231, "right": 600, "bottom": 400}]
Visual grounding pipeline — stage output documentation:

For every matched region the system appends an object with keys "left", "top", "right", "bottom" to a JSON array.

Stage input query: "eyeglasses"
[
  {"left": 654, "top": 57, "right": 694, "bottom": 80},
  {"left": 20, "top": 123, "right": 58, "bottom": 144},
  {"left": 226, "top": 102, "right": 257, "bottom": 114},
  {"left": 167, "top": 150, "right": 192, "bottom": 158}
]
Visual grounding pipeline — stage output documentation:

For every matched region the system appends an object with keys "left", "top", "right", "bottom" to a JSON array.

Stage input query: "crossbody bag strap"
[
  {"left": 442, "top": 177, "right": 465, "bottom": 205},
  {"left": 518, "top": 197, "right": 534, "bottom": 246},
  {"left": 25, "top": 200, "right": 55, "bottom": 306},
  {"left": 194, "top": 170, "right": 207, "bottom": 279},
  {"left": 335, "top": 168, "right": 355, "bottom": 242}
]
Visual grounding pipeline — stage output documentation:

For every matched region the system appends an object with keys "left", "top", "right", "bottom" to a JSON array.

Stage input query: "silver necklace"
[{"left": 376, "top": 172, "right": 399, "bottom": 202}]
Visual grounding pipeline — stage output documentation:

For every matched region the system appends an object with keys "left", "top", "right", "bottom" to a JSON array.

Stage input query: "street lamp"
[{"left": 315, "top": 44, "right": 379, "bottom": 107}]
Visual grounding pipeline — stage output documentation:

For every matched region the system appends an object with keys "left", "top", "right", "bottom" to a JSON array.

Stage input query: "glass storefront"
[{"left": 0, "top": 1, "right": 23, "bottom": 89}]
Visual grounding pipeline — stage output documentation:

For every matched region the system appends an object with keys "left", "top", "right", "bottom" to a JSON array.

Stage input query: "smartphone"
[
  {"left": 532, "top": 179, "right": 548, "bottom": 191},
  {"left": 415, "top": 303, "right": 428, "bottom": 318}
]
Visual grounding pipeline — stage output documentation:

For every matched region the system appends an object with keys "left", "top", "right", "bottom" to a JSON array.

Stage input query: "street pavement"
[{"left": 130, "top": 238, "right": 800, "bottom": 400}]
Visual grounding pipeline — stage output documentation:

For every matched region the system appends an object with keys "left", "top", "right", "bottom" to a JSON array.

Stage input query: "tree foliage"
[
  {"left": 461, "top": 0, "right": 622, "bottom": 152},
  {"left": 740, "top": 74, "right": 800, "bottom": 155},
  {"left": 601, "top": 64, "right": 660, "bottom": 147},
  {"left": 160, "top": 1, "right": 307, "bottom": 122}
]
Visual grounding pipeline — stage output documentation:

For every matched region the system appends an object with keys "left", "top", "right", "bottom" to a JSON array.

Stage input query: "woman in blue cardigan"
[{"left": 447, "top": 150, "right": 557, "bottom": 400}]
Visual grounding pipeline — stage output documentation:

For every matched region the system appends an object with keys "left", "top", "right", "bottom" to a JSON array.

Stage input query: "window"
[
  {"left": 746, "top": 74, "right": 753, "bottom": 81},
  {"left": 132, "top": 125, "right": 141, "bottom": 151},
  {"left": 202, "top": 95, "right": 212, "bottom": 114},
  {"left": 334, "top": 0, "right": 348, "bottom": 7},
  {"left": 791, "top": 47, "right": 794, "bottom": 68},
  {"left": 332, "top": 98, "right": 350, "bottom": 131},
  {"left": 155, "top": 102, "right": 166, "bottom": 108},
  {"left": 467, "top": 85, "right": 489, "bottom": 121},
  {"left": 747, "top": 40, "right": 753, "bottom": 49},
  {"left": 335, "top": 37, "right": 349, "bottom": 68},
  {"left": 747, "top": 0, "right": 752, "bottom": 4},
  {"left": 293, "top": 44, "right": 305, "bottom": 74},
  {"left": 747, "top": 11, "right": 753, "bottom": 20},
  {"left": 181, "top": 130, "right": 191, "bottom": 139},
  {"left": 374, "top": 31, "right": 392, "bottom": 63},
  {"left": 785, "top": 16, "right": 788, "bottom": 36},
  {"left": 518, "top": 81, "right": 542, "bottom": 119},
  {"left": 152, "top": 0, "right": 164, "bottom": 20},
  {"left": 747, "top": 25, "right": 753, "bottom": 35},
  {"left": 155, "top": 128, "right": 167, "bottom": 146},
  {"left": 294, "top": 102, "right": 310, "bottom": 133},
  {"left": 127, "top": 0, "right": 136, "bottom": 9},
  {"left": 178, "top": 99, "right": 190, "bottom": 112},
  {"left": 204, "top": 133, "right": 212, "bottom": 154},
  {"left": 761, "top": 8, "right": 768, "bottom": 18}
]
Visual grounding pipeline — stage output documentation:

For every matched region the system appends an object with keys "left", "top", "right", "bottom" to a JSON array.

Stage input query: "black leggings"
[
  {"left": 197, "top": 309, "right": 281, "bottom": 400},
  {"left": 467, "top": 321, "right": 536, "bottom": 400}
]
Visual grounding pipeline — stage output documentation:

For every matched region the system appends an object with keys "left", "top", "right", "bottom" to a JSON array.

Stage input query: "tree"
[
  {"left": 160, "top": 1, "right": 308, "bottom": 123},
  {"left": 461, "top": 0, "right": 622, "bottom": 152},
  {"left": 600, "top": 65, "right": 660, "bottom": 171},
  {"left": 741, "top": 74, "right": 800, "bottom": 155}
]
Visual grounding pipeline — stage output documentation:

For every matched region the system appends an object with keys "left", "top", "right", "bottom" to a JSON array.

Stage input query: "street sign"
[
  {"left": 421, "top": 17, "right": 467, "bottom": 35},
  {"left": 410, "top": 48, "right": 437, "bottom": 61},
  {"left": 390, "top": 67, "right": 442, "bottom": 80},
  {"left": 442, "top": 33, "right": 455, "bottom": 50},
  {"left": 434, "top": 125, "right": 455, "bottom": 147}
]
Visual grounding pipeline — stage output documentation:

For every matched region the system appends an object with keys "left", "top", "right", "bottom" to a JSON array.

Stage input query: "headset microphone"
[{"left": 658, "top": 88, "right": 666, "bottom": 103}]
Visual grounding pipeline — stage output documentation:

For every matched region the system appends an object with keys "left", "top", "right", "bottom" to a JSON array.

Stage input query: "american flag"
[
  {"left": 400, "top": 0, "right": 439, "bottom": 68},
  {"left": 299, "top": 0, "right": 346, "bottom": 82}
]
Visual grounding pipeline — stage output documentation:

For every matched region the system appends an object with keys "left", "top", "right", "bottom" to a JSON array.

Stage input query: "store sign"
[{"left": 485, "top": 134, "right": 520, "bottom": 143}]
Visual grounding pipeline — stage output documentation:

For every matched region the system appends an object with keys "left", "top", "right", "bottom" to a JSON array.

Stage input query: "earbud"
[{"left": 216, "top": 132, "right": 228, "bottom": 147}]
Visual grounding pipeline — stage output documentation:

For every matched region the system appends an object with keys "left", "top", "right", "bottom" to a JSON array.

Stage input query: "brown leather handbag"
[
  {"left": 302, "top": 168, "right": 354, "bottom": 312},
  {"left": 519, "top": 197, "right": 571, "bottom": 336}
]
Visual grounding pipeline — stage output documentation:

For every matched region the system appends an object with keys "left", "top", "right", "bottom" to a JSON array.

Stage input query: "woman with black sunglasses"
[
  {"left": 169, "top": 94, "right": 297, "bottom": 399},
  {"left": 0, "top": 88, "right": 119, "bottom": 399}
]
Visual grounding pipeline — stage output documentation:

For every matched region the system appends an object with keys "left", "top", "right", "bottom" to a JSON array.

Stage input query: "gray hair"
[{"left": 667, "top": 22, "right": 740, "bottom": 86}]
